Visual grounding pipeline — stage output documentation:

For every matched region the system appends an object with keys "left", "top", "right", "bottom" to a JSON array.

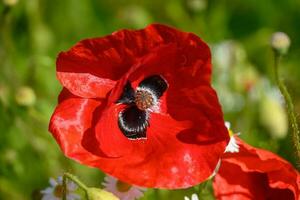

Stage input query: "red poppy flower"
[
  {"left": 49, "top": 24, "right": 229, "bottom": 189},
  {"left": 213, "top": 138, "right": 300, "bottom": 199}
]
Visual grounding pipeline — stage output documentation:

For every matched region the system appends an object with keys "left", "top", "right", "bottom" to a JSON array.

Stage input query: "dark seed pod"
[{"left": 135, "top": 89, "right": 154, "bottom": 110}]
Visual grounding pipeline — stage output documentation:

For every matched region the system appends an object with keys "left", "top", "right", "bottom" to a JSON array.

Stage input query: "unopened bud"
[
  {"left": 271, "top": 32, "right": 291, "bottom": 55},
  {"left": 3, "top": 0, "right": 18, "bottom": 6},
  {"left": 186, "top": 0, "right": 207, "bottom": 12},
  {"left": 87, "top": 188, "right": 119, "bottom": 200},
  {"left": 15, "top": 86, "right": 36, "bottom": 106},
  {"left": 118, "top": 6, "right": 151, "bottom": 28}
]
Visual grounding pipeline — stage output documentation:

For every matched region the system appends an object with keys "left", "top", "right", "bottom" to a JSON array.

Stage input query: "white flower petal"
[
  {"left": 41, "top": 176, "right": 79, "bottom": 200},
  {"left": 67, "top": 181, "right": 78, "bottom": 191},
  {"left": 57, "top": 176, "right": 63, "bottom": 184},
  {"left": 41, "top": 187, "right": 54, "bottom": 194},
  {"left": 67, "top": 193, "right": 81, "bottom": 200},
  {"left": 191, "top": 194, "right": 199, "bottom": 200},
  {"left": 225, "top": 121, "right": 231, "bottom": 129},
  {"left": 184, "top": 194, "right": 199, "bottom": 200},
  {"left": 42, "top": 194, "right": 59, "bottom": 200},
  {"left": 102, "top": 175, "right": 146, "bottom": 200},
  {"left": 225, "top": 136, "right": 239, "bottom": 153},
  {"left": 49, "top": 178, "right": 57, "bottom": 187}
]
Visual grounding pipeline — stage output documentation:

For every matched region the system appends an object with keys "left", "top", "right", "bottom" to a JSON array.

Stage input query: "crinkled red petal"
[
  {"left": 49, "top": 89, "right": 227, "bottom": 188},
  {"left": 57, "top": 24, "right": 211, "bottom": 98},
  {"left": 213, "top": 138, "right": 300, "bottom": 200},
  {"left": 51, "top": 24, "right": 229, "bottom": 189}
]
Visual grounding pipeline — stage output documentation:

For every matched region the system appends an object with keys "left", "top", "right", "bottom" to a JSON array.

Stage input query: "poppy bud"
[
  {"left": 87, "top": 188, "right": 119, "bottom": 200},
  {"left": 213, "top": 138, "right": 300, "bottom": 199},
  {"left": 271, "top": 32, "right": 291, "bottom": 55},
  {"left": 15, "top": 86, "right": 36, "bottom": 106},
  {"left": 186, "top": 0, "right": 207, "bottom": 13},
  {"left": 3, "top": 0, "right": 18, "bottom": 6},
  {"left": 118, "top": 6, "right": 151, "bottom": 28}
]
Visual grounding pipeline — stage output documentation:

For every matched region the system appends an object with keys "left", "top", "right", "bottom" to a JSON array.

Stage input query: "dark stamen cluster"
[{"left": 116, "top": 75, "right": 168, "bottom": 140}]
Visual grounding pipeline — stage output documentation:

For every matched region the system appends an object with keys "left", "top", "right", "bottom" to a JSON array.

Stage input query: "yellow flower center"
[
  {"left": 116, "top": 180, "right": 132, "bottom": 192},
  {"left": 228, "top": 129, "right": 234, "bottom": 137}
]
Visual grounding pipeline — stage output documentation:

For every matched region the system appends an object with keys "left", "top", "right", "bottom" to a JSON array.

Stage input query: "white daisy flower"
[
  {"left": 41, "top": 176, "right": 80, "bottom": 200},
  {"left": 184, "top": 193, "right": 199, "bottom": 200},
  {"left": 224, "top": 122, "right": 240, "bottom": 153},
  {"left": 102, "top": 175, "right": 146, "bottom": 200}
]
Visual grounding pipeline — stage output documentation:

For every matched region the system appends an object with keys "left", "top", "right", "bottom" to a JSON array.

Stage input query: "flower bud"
[
  {"left": 186, "top": 0, "right": 207, "bottom": 13},
  {"left": 118, "top": 6, "right": 151, "bottom": 28},
  {"left": 3, "top": 0, "right": 18, "bottom": 6},
  {"left": 87, "top": 188, "right": 119, "bottom": 200},
  {"left": 15, "top": 86, "right": 36, "bottom": 106},
  {"left": 270, "top": 32, "right": 291, "bottom": 55}
]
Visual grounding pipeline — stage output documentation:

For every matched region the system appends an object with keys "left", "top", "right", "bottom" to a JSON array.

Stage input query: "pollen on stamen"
[{"left": 135, "top": 89, "right": 155, "bottom": 110}]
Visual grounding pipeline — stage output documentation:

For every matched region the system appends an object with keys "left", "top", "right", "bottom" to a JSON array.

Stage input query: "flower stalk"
[
  {"left": 63, "top": 172, "right": 89, "bottom": 200},
  {"left": 273, "top": 53, "right": 300, "bottom": 168}
]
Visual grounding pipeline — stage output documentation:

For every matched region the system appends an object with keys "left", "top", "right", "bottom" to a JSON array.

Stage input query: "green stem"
[
  {"left": 63, "top": 172, "right": 90, "bottom": 200},
  {"left": 62, "top": 175, "right": 67, "bottom": 200},
  {"left": 195, "top": 179, "right": 208, "bottom": 196},
  {"left": 273, "top": 53, "right": 300, "bottom": 168}
]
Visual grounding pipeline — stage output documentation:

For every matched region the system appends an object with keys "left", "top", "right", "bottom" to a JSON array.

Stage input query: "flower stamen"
[{"left": 135, "top": 90, "right": 154, "bottom": 110}]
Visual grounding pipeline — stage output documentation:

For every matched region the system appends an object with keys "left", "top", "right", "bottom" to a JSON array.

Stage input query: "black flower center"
[{"left": 117, "top": 75, "right": 168, "bottom": 140}]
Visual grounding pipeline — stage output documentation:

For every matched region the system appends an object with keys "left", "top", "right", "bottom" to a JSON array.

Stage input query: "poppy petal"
[
  {"left": 57, "top": 24, "right": 211, "bottom": 99},
  {"left": 49, "top": 89, "right": 105, "bottom": 159},
  {"left": 50, "top": 91, "right": 222, "bottom": 188},
  {"left": 213, "top": 138, "right": 300, "bottom": 200}
]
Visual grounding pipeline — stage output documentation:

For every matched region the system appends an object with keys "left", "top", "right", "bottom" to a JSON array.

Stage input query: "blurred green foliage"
[{"left": 0, "top": 0, "right": 299, "bottom": 199}]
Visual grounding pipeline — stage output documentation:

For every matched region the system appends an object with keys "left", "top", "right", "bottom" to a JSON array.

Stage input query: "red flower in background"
[
  {"left": 213, "top": 138, "right": 300, "bottom": 200},
  {"left": 49, "top": 24, "right": 229, "bottom": 188}
]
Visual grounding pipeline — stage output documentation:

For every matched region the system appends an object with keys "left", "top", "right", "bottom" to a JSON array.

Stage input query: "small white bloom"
[
  {"left": 102, "top": 175, "right": 146, "bottom": 200},
  {"left": 41, "top": 176, "right": 80, "bottom": 200},
  {"left": 184, "top": 193, "right": 199, "bottom": 200},
  {"left": 224, "top": 122, "right": 240, "bottom": 153},
  {"left": 270, "top": 32, "right": 290, "bottom": 54},
  {"left": 224, "top": 122, "right": 231, "bottom": 130},
  {"left": 224, "top": 135, "right": 240, "bottom": 153}
]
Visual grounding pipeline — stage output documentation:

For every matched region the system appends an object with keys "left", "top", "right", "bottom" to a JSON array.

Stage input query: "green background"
[{"left": 1, "top": 0, "right": 299, "bottom": 199}]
